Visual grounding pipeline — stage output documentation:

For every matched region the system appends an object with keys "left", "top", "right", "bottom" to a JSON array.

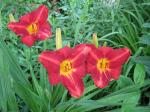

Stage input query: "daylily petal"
[
  {"left": 61, "top": 73, "right": 84, "bottom": 98},
  {"left": 75, "top": 43, "right": 96, "bottom": 49},
  {"left": 87, "top": 63, "right": 99, "bottom": 74},
  {"left": 21, "top": 35, "right": 35, "bottom": 47},
  {"left": 39, "top": 51, "right": 64, "bottom": 85},
  {"left": 91, "top": 72, "right": 110, "bottom": 88},
  {"left": 74, "top": 44, "right": 96, "bottom": 74},
  {"left": 8, "top": 22, "right": 28, "bottom": 36},
  {"left": 71, "top": 44, "right": 93, "bottom": 67},
  {"left": 97, "top": 47, "right": 113, "bottom": 58},
  {"left": 32, "top": 5, "right": 48, "bottom": 24},
  {"left": 87, "top": 49, "right": 99, "bottom": 65},
  {"left": 37, "top": 22, "right": 52, "bottom": 40},
  {"left": 110, "top": 48, "right": 131, "bottom": 67},
  {"left": 109, "top": 67, "right": 122, "bottom": 80},
  {"left": 8, "top": 5, "right": 52, "bottom": 47},
  {"left": 71, "top": 51, "right": 85, "bottom": 67},
  {"left": 87, "top": 47, "right": 113, "bottom": 65},
  {"left": 48, "top": 72, "right": 61, "bottom": 85},
  {"left": 87, "top": 46, "right": 131, "bottom": 89},
  {"left": 39, "top": 45, "right": 87, "bottom": 98},
  {"left": 73, "top": 64, "right": 86, "bottom": 78},
  {"left": 75, "top": 44, "right": 96, "bottom": 56},
  {"left": 57, "top": 46, "right": 73, "bottom": 59},
  {"left": 39, "top": 51, "right": 62, "bottom": 73},
  {"left": 19, "top": 13, "right": 31, "bottom": 24}
]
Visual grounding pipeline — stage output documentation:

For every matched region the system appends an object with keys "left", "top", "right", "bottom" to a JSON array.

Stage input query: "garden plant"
[{"left": 0, "top": 0, "right": 150, "bottom": 112}]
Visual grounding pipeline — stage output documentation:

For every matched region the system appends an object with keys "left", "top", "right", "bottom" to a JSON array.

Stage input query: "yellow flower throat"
[
  {"left": 97, "top": 58, "right": 109, "bottom": 73},
  {"left": 60, "top": 60, "right": 74, "bottom": 77},
  {"left": 27, "top": 23, "right": 38, "bottom": 35}
]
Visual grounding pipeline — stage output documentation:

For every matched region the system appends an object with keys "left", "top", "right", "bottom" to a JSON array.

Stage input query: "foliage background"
[{"left": 0, "top": 0, "right": 150, "bottom": 112}]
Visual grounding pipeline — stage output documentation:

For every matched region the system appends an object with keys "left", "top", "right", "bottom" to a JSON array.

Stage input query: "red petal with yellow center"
[
  {"left": 87, "top": 61, "right": 111, "bottom": 88},
  {"left": 39, "top": 46, "right": 86, "bottom": 97},
  {"left": 87, "top": 46, "right": 131, "bottom": 88},
  {"left": 8, "top": 5, "right": 51, "bottom": 47}
]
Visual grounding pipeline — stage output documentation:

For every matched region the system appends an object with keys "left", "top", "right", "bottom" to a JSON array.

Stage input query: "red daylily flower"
[
  {"left": 39, "top": 46, "right": 91, "bottom": 98},
  {"left": 87, "top": 47, "right": 131, "bottom": 88},
  {"left": 8, "top": 5, "right": 52, "bottom": 47}
]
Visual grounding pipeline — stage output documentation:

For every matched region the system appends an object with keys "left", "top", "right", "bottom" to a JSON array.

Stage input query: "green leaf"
[
  {"left": 135, "top": 56, "right": 150, "bottom": 75},
  {"left": 139, "top": 34, "right": 150, "bottom": 45},
  {"left": 117, "top": 75, "right": 133, "bottom": 88},
  {"left": 0, "top": 52, "right": 18, "bottom": 111},
  {"left": 0, "top": 39, "right": 49, "bottom": 112},
  {"left": 134, "top": 64, "right": 145, "bottom": 84},
  {"left": 110, "top": 106, "right": 150, "bottom": 112},
  {"left": 143, "top": 23, "right": 150, "bottom": 28},
  {"left": 121, "top": 91, "right": 140, "bottom": 112},
  {"left": 135, "top": 56, "right": 150, "bottom": 66}
]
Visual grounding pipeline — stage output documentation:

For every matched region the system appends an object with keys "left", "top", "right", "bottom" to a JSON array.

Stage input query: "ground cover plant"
[{"left": 0, "top": 0, "right": 150, "bottom": 112}]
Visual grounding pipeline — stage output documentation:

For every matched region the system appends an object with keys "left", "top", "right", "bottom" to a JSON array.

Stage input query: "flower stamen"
[
  {"left": 97, "top": 58, "right": 109, "bottom": 73},
  {"left": 60, "top": 60, "right": 74, "bottom": 77},
  {"left": 27, "top": 23, "right": 38, "bottom": 35}
]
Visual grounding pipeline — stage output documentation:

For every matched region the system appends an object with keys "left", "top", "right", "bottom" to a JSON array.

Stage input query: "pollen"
[
  {"left": 27, "top": 23, "right": 38, "bottom": 35},
  {"left": 97, "top": 58, "right": 110, "bottom": 73},
  {"left": 60, "top": 60, "right": 74, "bottom": 77}
]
